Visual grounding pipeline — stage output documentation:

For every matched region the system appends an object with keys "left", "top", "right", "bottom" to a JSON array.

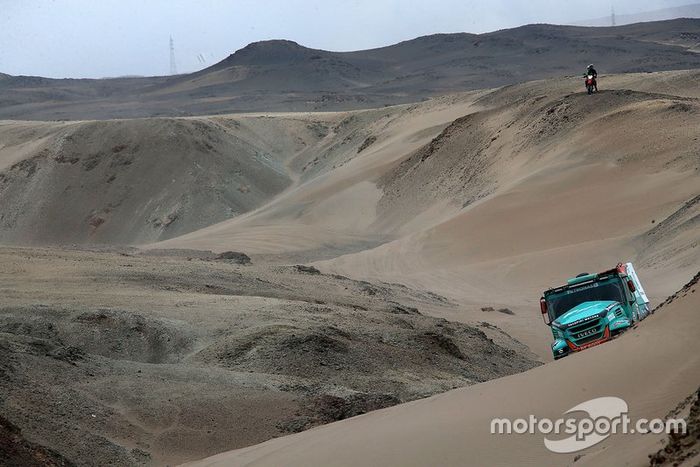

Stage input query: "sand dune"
[
  {"left": 153, "top": 70, "right": 700, "bottom": 357},
  {"left": 178, "top": 71, "right": 699, "bottom": 465},
  {"left": 0, "top": 67, "right": 698, "bottom": 466},
  {"left": 188, "top": 274, "right": 700, "bottom": 467}
]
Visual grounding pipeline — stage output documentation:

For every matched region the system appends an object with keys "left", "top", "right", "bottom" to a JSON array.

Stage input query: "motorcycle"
[{"left": 585, "top": 75, "right": 596, "bottom": 95}]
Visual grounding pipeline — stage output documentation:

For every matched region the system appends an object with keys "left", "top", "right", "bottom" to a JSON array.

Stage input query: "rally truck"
[{"left": 540, "top": 263, "right": 650, "bottom": 360}]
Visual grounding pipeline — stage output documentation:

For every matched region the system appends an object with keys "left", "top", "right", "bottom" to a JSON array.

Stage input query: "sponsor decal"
[{"left": 568, "top": 314, "right": 600, "bottom": 327}]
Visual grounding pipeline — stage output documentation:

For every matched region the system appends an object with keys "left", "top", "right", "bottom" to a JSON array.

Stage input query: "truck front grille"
[
  {"left": 574, "top": 331, "right": 605, "bottom": 345},
  {"left": 569, "top": 318, "right": 601, "bottom": 335},
  {"left": 567, "top": 318, "right": 605, "bottom": 345}
]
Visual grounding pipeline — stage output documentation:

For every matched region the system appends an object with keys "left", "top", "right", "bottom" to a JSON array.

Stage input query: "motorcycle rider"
[{"left": 584, "top": 64, "right": 598, "bottom": 92}]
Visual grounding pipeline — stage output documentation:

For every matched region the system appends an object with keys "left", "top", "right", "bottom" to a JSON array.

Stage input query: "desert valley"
[{"left": 1, "top": 13, "right": 699, "bottom": 467}]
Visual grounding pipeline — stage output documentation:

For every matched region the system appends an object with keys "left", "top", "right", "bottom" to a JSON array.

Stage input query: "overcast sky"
[{"left": 0, "top": 0, "right": 693, "bottom": 78}]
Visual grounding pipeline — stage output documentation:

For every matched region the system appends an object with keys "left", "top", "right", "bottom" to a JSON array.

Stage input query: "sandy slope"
[
  {"left": 154, "top": 70, "right": 700, "bottom": 358},
  {"left": 178, "top": 71, "right": 700, "bottom": 466},
  {"left": 0, "top": 246, "right": 537, "bottom": 465},
  {"left": 187, "top": 275, "right": 699, "bottom": 467},
  {"left": 0, "top": 115, "right": 336, "bottom": 244},
  {"left": 151, "top": 91, "right": 487, "bottom": 256},
  {"left": 1, "top": 69, "right": 698, "bottom": 465}
]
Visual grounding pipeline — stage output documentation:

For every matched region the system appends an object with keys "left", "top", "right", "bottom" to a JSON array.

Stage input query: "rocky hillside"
[
  {"left": 1, "top": 19, "right": 699, "bottom": 119},
  {"left": 0, "top": 116, "right": 324, "bottom": 245}
]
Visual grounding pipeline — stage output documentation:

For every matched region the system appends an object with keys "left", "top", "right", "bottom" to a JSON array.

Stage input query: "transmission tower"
[
  {"left": 611, "top": 6, "right": 616, "bottom": 26},
  {"left": 169, "top": 36, "right": 177, "bottom": 75}
]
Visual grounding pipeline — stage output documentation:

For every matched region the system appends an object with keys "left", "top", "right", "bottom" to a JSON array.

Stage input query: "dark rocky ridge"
[{"left": 2, "top": 19, "right": 700, "bottom": 120}]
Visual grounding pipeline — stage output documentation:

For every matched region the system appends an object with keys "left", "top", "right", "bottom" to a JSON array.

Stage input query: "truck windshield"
[{"left": 547, "top": 277, "right": 625, "bottom": 320}]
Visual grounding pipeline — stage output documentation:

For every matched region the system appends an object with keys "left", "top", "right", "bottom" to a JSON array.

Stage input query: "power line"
[
  {"left": 169, "top": 35, "right": 177, "bottom": 75},
  {"left": 611, "top": 5, "right": 616, "bottom": 27}
]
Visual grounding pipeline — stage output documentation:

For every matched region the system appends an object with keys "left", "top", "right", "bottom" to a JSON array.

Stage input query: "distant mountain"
[
  {"left": 573, "top": 3, "right": 700, "bottom": 27},
  {"left": 1, "top": 18, "right": 700, "bottom": 120}
]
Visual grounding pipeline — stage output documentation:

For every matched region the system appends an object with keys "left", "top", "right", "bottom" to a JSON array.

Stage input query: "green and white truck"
[{"left": 540, "top": 262, "right": 650, "bottom": 360}]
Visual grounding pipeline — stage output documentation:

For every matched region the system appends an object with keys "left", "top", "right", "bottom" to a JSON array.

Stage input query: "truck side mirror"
[{"left": 540, "top": 298, "right": 551, "bottom": 325}]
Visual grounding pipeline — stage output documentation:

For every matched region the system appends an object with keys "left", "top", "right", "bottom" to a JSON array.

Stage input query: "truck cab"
[{"left": 540, "top": 263, "right": 650, "bottom": 360}]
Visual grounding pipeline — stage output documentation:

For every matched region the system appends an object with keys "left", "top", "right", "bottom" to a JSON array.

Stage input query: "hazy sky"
[{"left": 0, "top": 0, "right": 693, "bottom": 78}]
